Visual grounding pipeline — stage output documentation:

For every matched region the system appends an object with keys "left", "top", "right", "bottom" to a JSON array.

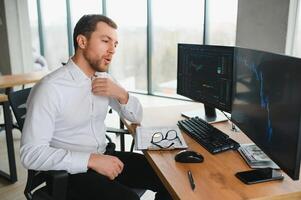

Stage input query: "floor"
[{"left": 0, "top": 93, "right": 192, "bottom": 200}]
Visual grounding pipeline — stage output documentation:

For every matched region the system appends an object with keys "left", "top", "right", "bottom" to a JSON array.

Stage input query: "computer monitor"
[
  {"left": 232, "top": 47, "right": 301, "bottom": 180},
  {"left": 177, "top": 44, "right": 233, "bottom": 123}
]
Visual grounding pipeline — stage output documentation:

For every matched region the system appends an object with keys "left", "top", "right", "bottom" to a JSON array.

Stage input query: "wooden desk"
[
  {"left": 140, "top": 103, "right": 301, "bottom": 200},
  {"left": 0, "top": 94, "right": 8, "bottom": 102},
  {"left": 0, "top": 71, "right": 47, "bottom": 183},
  {"left": 253, "top": 191, "right": 301, "bottom": 200},
  {"left": 0, "top": 71, "right": 47, "bottom": 91}
]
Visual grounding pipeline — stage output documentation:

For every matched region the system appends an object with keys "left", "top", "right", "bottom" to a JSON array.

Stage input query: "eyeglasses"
[{"left": 151, "top": 129, "right": 182, "bottom": 149}]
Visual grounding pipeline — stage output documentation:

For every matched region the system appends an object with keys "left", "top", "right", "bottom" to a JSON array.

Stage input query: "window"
[
  {"left": 70, "top": 0, "right": 102, "bottom": 30},
  {"left": 40, "top": 0, "right": 69, "bottom": 69},
  {"left": 205, "top": 0, "right": 238, "bottom": 45},
  {"left": 152, "top": 0, "right": 204, "bottom": 96},
  {"left": 28, "top": 0, "right": 239, "bottom": 98},
  {"left": 27, "top": 0, "right": 40, "bottom": 54},
  {"left": 107, "top": 0, "right": 148, "bottom": 93},
  {"left": 292, "top": 2, "right": 301, "bottom": 57}
]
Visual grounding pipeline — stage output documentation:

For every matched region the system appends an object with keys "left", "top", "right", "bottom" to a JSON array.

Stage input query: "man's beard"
[
  {"left": 83, "top": 52, "right": 107, "bottom": 72},
  {"left": 89, "top": 60, "right": 104, "bottom": 72}
]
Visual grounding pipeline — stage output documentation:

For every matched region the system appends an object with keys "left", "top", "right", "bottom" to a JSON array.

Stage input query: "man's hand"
[
  {"left": 88, "top": 153, "right": 124, "bottom": 180},
  {"left": 92, "top": 77, "right": 129, "bottom": 104}
]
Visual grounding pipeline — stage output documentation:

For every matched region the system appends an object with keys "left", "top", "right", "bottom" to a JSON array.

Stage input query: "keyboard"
[{"left": 177, "top": 117, "right": 240, "bottom": 154}]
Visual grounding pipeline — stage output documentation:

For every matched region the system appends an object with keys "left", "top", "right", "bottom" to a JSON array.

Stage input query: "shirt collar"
[{"left": 66, "top": 58, "right": 91, "bottom": 82}]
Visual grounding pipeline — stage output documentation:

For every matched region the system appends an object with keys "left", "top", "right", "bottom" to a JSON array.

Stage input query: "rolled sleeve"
[{"left": 110, "top": 95, "right": 143, "bottom": 123}]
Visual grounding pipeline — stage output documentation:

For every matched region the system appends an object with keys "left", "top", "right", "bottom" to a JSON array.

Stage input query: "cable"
[{"left": 221, "top": 111, "right": 239, "bottom": 132}]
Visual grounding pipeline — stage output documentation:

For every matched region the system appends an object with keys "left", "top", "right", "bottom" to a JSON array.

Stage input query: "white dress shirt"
[{"left": 20, "top": 59, "right": 143, "bottom": 174}]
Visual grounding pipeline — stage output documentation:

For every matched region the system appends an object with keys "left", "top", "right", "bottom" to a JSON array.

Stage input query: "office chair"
[
  {"left": 0, "top": 93, "right": 7, "bottom": 132},
  {"left": 8, "top": 88, "right": 145, "bottom": 200},
  {"left": 0, "top": 90, "right": 5, "bottom": 132}
]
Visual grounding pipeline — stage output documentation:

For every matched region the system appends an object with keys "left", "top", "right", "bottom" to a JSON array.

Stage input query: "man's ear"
[{"left": 77, "top": 35, "right": 87, "bottom": 49}]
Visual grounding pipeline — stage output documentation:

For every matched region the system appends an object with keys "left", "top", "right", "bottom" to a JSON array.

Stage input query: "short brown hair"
[{"left": 73, "top": 14, "right": 117, "bottom": 51}]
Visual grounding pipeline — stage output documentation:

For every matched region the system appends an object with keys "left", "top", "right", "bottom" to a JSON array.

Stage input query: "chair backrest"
[
  {"left": 8, "top": 88, "right": 31, "bottom": 130},
  {"left": 8, "top": 88, "right": 69, "bottom": 200}
]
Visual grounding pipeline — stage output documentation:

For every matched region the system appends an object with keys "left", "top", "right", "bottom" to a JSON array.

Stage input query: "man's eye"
[{"left": 102, "top": 40, "right": 109, "bottom": 43}]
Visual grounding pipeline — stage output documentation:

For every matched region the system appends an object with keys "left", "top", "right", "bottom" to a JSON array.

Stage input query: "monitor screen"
[
  {"left": 177, "top": 44, "right": 233, "bottom": 121},
  {"left": 232, "top": 47, "right": 301, "bottom": 180}
]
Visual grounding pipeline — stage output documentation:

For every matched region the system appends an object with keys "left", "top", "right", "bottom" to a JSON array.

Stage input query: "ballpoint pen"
[{"left": 187, "top": 170, "right": 195, "bottom": 190}]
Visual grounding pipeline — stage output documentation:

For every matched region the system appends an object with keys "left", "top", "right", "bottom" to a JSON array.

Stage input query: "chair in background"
[
  {"left": 0, "top": 91, "right": 6, "bottom": 132},
  {"left": 0, "top": 93, "right": 17, "bottom": 183},
  {"left": 8, "top": 88, "right": 145, "bottom": 200}
]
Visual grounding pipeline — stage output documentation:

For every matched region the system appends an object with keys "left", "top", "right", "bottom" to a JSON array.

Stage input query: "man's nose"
[{"left": 108, "top": 44, "right": 116, "bottom": 54}]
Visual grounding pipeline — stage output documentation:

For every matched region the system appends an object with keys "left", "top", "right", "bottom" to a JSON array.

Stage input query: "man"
[{"left": 21, "top": 14, "right": 172, "bottom": 200}]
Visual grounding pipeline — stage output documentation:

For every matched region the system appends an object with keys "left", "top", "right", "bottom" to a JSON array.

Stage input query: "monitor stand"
[{"left": 181, "top": 105, "right": 228, "bottom": 124}]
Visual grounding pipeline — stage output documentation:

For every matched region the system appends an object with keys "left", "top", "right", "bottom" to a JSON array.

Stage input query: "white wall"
[
  {"left": 236, "top": 0, "right": 290, "bottom": 54},
  {"left": 0, "top": 0, "right": 33, "bottom": 74}
]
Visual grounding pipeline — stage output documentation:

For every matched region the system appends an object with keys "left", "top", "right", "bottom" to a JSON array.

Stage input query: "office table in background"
[
  {"left": 0, "top": 71, "right": 47, "bottom": 183},
  {"left": 0, "top": 71, "right": 47, "bottom": 90},
  {"left": 137, "top": 103, "right": 301, "bottom": 200}
]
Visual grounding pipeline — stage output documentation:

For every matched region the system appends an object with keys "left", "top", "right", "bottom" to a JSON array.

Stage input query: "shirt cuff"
[
  {"left": 120, "top": 95, "right": 142, "bottom": 122},
  {"left": 69, "top": 151, "right": 90, "bottom": 174},
  {"left": 120, "top": 95, "right": 136, "bottom": 110}
]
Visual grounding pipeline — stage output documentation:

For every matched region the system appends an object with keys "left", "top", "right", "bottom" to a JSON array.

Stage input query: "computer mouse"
[{"left": 175, "top": 150, "right": 204, "bottom": 163}]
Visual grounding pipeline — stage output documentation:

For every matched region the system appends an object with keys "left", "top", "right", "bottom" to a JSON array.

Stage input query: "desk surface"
[
  {"left": 254, "top": 191, "right": 301, "bottom": 200},
  {"left": 0, "top": 71, "right": 47, "bottom": 89},
  {"left": 141, "top": 103, "right": 301, "bottom": 200},
  {"left": 0, "top": 94, "right": 8, "bottom": 102}
]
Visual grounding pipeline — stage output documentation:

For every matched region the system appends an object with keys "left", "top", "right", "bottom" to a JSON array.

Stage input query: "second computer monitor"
[
  {"left": 232, "top": 47, "right": 301, "bottom": 180},
  {"left": 177, "top": 44, "right": 233, "bottom": 122}
]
